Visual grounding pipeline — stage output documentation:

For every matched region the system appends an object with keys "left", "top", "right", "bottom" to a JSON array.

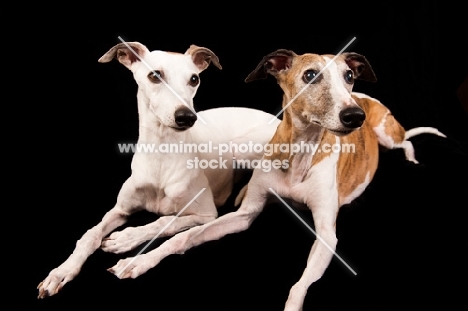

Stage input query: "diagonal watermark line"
[
  {"left": 268, "top": 37, "right": 356, "bottom": 124},
  {"left": 115, "top": 187, "right": 207, "bottom": 277},
  {"left": 268, "top": 188, "right": 357, "bottom": 275},
  {"left": 117, "top": 36, "right": 207, "bottom": 124}
]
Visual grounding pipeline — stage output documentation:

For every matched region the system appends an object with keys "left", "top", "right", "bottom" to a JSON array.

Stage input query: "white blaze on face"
[{"left": 323, "top": 56, "right": 356, "bottom": 111}]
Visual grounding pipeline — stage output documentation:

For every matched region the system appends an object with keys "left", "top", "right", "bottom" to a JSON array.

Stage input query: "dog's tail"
[
  {"left": 405, "top": 127, "right": 446, "bottom": 140},
  {"left": 399, "top": 127, "right": 446, "bottom": 164},
  {"left": 234, "top": 185, "right": 248, "bottom": 207}
]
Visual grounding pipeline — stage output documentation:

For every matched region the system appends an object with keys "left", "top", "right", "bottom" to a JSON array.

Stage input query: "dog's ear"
[
  {"left": 342, "top": 52, "right": 377, "bottom": 82},
  {"left": 98, "top": 42, "right": 150, "bottom": 69},
  {"left": 245, "top": 49, "right": 296, "bottom": 83},
  {"left": 186, "top": 45, "right": 222, "bottom": 72}
]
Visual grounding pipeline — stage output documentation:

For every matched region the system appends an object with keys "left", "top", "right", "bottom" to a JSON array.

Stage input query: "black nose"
[
  {"left": 339, "top": 107, "right": 366, "bottom": 128},
  {"left": 174, "top": 108, "right": 197, "bottom": 128}
]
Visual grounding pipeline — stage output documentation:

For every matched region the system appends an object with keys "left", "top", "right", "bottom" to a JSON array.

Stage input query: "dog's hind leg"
[
  {"left": 37, "top": 178, "right": 145, "bottom": 298},
  {"left": 359, "top": 95, "right": 446, "bottom": 164},
  {"left": 374, "top": 113, "right": 446, "bottom": 164},
  {"left": 401, "top": 127, "right": 446, "bottom": 163},
  {"left": 373, "top": 119, "right": 415, "bottom": 162}
]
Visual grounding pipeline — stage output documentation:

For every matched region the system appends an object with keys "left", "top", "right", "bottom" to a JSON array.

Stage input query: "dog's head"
[
  {"left": 99, "top": 42, "right": 222, "bottom": 131},
  {"left": 246, "top": 49, "right": 376, "bottom": 136}
]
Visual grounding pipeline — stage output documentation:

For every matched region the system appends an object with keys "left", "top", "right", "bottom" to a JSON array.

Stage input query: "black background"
[{"left": 28, "top": 2, "right": 467, "bottom": 310}]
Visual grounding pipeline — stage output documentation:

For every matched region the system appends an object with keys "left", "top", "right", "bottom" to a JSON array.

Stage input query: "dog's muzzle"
[{"left": 174, "top": 108, "right": 198, "bottom": 130}]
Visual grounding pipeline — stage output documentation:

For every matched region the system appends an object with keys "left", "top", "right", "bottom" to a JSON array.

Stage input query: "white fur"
[
  {"left": 102, "top": 50, "right": 445, "bottom": 311},
  {"left": 94, "top": 50, "right": 446, "bottom": 311},
  {"left": 325, "top": 56, "right": 356, "bottom": 109},
  {"left": 40, "top": 48, "right": 445, "bottom": 311},
  {"left": 37, "top": 42, "right": 280, "bottom": 298},
  {"left": 354, "top": 92, "right": 445, "bottom": 164}
]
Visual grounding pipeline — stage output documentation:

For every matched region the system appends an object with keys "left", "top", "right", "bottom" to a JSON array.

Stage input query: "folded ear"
[
  {"left": 185, "top": 45, "right": 222, "bottom": 72},
  {"left": 98, "top": 42, "right": 149, "bottom": 69},
  {"left": 342, "top": 52, "right": 377, "bottom": 82},
  {"left": 245, "top": 49, "right": 297, "bottom": 83}
]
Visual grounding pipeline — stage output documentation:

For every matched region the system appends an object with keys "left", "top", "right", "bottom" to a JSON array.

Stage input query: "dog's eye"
[
  {"left": 303, "top": 70, "right": 320, "bottom": 84},
  {"left": 189, "top": 74, "right": 199, "bottom": 87},
  {"left": 148, "top": 70, "right": 163, "bottom": 83},
  {"left": 344, "top": 70, "right": 354, "bottom": 84}
]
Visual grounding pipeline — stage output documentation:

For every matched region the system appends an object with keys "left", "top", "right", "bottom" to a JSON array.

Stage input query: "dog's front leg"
[
  {"left": 102, "top": 175, "right": 218, "bottom": 254},
  {"left": 37, "top": 177, "right": 144, "bottom": 298},
  {"left": 107, "top": 177, "right": 269, "bottom": 279},
  {"left": 283, "top": 201, "right": 339, "bottom": 311},
  {"left": 101, "top": 207, "right": 218, "bottom": 254}
]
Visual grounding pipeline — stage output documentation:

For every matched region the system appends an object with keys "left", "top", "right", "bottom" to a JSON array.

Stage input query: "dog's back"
[{"left": 192, "top": 107, "right": 280, "bottom": 205}]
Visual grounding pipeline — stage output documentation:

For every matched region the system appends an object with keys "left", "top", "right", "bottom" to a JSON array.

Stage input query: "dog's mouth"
[
  {"left": 171, "top": 125, "right": 192, "bottom": 132},
  {"left": 310, "top": 121, "right": 356, "bottom": 136},
  {"left": 327, "top": 128, "right": 356, "bottom": 136}
]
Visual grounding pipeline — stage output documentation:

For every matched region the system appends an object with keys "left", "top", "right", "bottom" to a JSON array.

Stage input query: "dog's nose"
[
  {"left": 339, "top": 107, "right": 366, "bottom": 128},
  {"left": 174, "top": 108, "right": 198, "bottom": 128}
]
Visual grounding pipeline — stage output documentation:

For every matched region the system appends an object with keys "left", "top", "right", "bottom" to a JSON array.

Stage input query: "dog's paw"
[
  {"left": 107, "top": 254, "right": 158, "bottom": 279},
  {"left": 283, "top": 283, "right": 306, "bottom": 311},
  {"left": 101, "top": 227, "right": 147, "bottom": 254},
  {"left": 37, "top": 266, "right": 80, "bottom": 299}
]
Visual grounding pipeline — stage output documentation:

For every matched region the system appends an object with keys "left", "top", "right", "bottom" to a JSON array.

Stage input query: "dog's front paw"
[
  {"left": 37, "top": 266, "right": 80, "bottom": 298},
  {"left": 107, "top": 254, "right": 159, "bottom": 279},
  {"left": 101, "top": 227, "right": 147, "bottom": 254},
  {"left": 283, "top": 283, "right": 306, "bottom": 311},
  {"left": 284, "top": 299, "right": 304, "bottom": 311}
]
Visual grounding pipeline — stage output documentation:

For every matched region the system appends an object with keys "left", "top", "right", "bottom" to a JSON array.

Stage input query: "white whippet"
[
  {"left": 37, "top": 41, "right": 280, "bottom": 298},
  {"left": 98, "top": 49, "right": 446, "bottom": 310}
]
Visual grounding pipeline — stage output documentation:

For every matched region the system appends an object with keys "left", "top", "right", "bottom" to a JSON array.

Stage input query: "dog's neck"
[
  {"left": 272, "top": 96, "right": 325, "bottom": 185},
  {"left": 288, "top": 110, "right": 324, "bottom": 185}
]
